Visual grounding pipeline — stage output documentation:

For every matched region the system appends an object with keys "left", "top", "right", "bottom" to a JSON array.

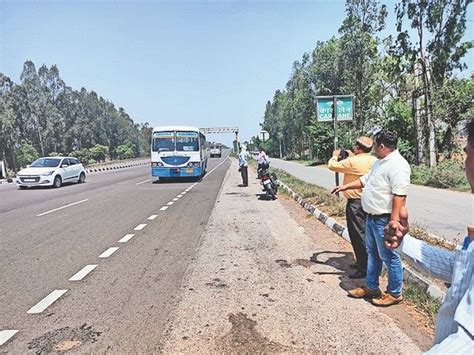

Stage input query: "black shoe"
[{"left": 348, "top": 270, "right": 366, "bottom": 279}]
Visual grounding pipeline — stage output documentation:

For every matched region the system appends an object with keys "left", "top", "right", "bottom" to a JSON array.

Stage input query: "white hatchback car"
[{"left": 15, "top": 156, "right": 86, "bottom": 189}]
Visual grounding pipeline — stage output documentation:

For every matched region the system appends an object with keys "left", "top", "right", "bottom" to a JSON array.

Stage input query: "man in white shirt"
[
  {"left": 256, "top": 146, "right": 269, "bottom": 178},
  {"left": 238, "top": 146, "right": 249, "bottom": 187},
  {"left": 332, "top": 130, "right": 411, "bottom": 307}
]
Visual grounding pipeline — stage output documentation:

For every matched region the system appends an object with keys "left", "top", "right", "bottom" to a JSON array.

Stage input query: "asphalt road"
[
  {"left": 271, "top": 158, "right": 474, "bottom": 243},
  {"left": 0, "top": 155, "right": 230, "bottom": 353}
]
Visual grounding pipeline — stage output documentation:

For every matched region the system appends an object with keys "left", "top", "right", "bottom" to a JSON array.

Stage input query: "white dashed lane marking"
[
  {"left": 136, "top": 179, "right": 151, "bottom": 185},
  {"left": 160, "top": 206, "right": 169, "bottom": 211},
  {"left": 177, "top": 194, "right": 183, "bottom": 198},
  {"left": 134, "top": 224, "right": 147, "bottom": 231},
  {"left": 27, "top": 290, "right": 67, "bottom": 314},
  {"left": 119, "top": 234, "right": 135, "bottom": 243},
  {"left": 147, "top": 215, "right": 158, "bottom": 220},
  {"left": 69, "top": 265, "right": 97, "bottom": 281},
  {"left": 0, "top": 330, "right": 18, "bottom": 346},
  {"left": 172, "top": 198, "right": 179, "bottom": 201},
  {"left": 99, "top": 247, "right": 119, "bottom": 258},
  {"left": 166, "top": 202, "right": 174, "bottom": 206},
  {"left": 36, "top": 199, "right": 88, "bottom": 217}
]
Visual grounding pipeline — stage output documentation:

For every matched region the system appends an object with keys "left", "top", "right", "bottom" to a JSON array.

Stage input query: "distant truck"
[{"left": 209, "top": 144, "right": 222, "bottom": 158}]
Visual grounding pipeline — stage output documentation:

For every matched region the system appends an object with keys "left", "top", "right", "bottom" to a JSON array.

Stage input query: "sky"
[{"left": 1, "top": 0, "right": 472, "bottom": 146}]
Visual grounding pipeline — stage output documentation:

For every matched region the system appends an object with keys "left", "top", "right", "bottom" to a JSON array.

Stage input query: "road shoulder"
[{"left": 161, "top": 159, "right": 427, "bottom": 353}]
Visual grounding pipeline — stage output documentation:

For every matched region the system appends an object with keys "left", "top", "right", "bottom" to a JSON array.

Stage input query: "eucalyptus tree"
[
  {"left": 392, "top": 0, "right": 472, "bottom": 166},
  {"left": 338, "top": 0, "right": 387, "bottom": 131}
]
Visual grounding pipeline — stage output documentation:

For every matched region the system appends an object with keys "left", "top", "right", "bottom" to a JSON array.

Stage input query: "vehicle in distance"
[
  {"left": 15, "top": 156, "right": 86, "bottom": 189},
  {"left": 209, "top": 144, "right": 222, "bottom": 158}
]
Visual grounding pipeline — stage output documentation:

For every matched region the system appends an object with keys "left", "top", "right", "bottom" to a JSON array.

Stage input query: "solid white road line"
[
  {"left": 160, "top": 206, "right": 169, "bottom": 211},
  {"left": 166, "top": 201, "right": 174, "bottom": 206},
  {"left": 136, "top": 179, "right": 151, "bottom": 185},
  {"left": 69, "top": 265, "right": 97, "bottom": 281},
  {"left": 134, "top": 224, "right": 147, "bottom": 231},
  {"left": 202, "top": 156, "right": 229, "bottom": 180},
  {"left": 172, "top": 198, "right": 179, "bottom": 201},
  {"left": 37, "top": 199, "right": 89, "bottom": 217},
  {"left": 0, "top": 330, "right": 18, "bottom": 346},
  {"left": 119, "top": 234, "right": 135, "bottom": 243},
  {"left": 27, "top": 290, "right": 67, "bottom": 314},
  {"left": 99, "top": 247, "right": 119, "bottom": 258},
  {"left": 147, "top": 215, "right": 158, "bottom": 220}
]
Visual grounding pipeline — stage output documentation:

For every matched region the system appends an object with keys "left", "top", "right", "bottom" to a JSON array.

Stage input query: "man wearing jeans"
[{"left": 332, "top": 130, "right": 411, "bottom": 307}]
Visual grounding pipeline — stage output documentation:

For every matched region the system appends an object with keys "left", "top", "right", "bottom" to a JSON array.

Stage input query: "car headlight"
[{"left": 41, "top": 171, "right": 54, "bottom": 176}]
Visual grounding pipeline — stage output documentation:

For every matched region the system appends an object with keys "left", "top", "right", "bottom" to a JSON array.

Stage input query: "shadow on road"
[{"left": 309, "top": 251, "right": 362, "bottom": 292}]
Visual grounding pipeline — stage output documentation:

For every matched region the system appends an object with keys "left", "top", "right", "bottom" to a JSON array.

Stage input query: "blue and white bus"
[{"left": 151, "top": 125, "right": 208, "bottom": 179}]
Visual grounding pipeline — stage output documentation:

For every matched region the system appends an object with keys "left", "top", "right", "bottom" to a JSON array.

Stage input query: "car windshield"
[{"left": 30, "top": 158, "right": 61, "bottom": 168}]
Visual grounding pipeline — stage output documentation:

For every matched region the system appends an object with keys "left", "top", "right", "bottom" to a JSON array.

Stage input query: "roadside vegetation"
[{"left": 0, "top": 62, "right": 152, "bottom": 173}]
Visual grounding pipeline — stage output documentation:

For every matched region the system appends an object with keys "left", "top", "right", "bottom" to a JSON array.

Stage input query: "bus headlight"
[
  {"left": 188, "top": 162, "right": 200, "bottom": 167},
  {"left": 152, "top": 162, "right": 164, "bottom": 167}
]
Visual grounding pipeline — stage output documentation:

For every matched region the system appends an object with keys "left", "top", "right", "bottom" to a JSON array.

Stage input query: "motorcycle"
[{"left": 259, "top": 164, "right": 278, "bottom": 200}]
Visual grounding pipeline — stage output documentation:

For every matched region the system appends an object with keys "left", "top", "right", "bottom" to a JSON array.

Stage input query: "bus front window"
[
  {"left": 176, "top": 132, "right": 199, "bottom": 151},
  {"left": 152, "top": 131, "right": 175, "bottom": 152}
]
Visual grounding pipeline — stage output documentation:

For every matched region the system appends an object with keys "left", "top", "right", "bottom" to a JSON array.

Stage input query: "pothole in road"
[
  {"left": 28, "top": 324, "right": 101, "bottom": 354},
  {"left": 217, "top": 312, "right": 293, "bottom": 352},
  {"left": 275, "top": 259, "right": 291, "bottom": 268}
]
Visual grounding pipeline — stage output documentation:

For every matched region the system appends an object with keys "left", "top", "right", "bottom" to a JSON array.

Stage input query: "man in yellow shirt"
[{"left": 328, "top": 136, "right": 376, "bottom": 279}]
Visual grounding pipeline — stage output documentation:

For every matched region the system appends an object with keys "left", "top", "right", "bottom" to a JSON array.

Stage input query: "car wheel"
[
  {"left": 53, "top": 175, "right": 62, "bottom": 188},
  {"left": 78, "top": 172, "right": 86, "bottom": 183}
]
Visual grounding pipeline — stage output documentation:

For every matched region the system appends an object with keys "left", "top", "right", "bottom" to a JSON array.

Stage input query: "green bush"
[
  {"left": 412, "top": 160, "right": 470, "bottom": 191},
  {"left": 411, "top": 165, "right": 431, "bottom": 185},
  {"left": 70, "top": 148, "right": 92, "bottom": 165},
  {"left": 427, "top": 160, "right": 469, "bottom": 190},
  {"left": 17, "top": 142, "right": 39, "bottom": 168}
]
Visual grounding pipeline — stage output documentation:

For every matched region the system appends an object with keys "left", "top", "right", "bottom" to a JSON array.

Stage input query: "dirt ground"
[
  {"left": 160, "top": 160, "right": 433, "bottom": 353},
  {"left": 277, "top": 193, "right": 434, "bottom": 350}
]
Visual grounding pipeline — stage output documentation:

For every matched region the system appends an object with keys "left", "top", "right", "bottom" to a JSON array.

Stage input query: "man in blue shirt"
[{"left": 385, "top": 118, "right": 473, "bottom": 354}]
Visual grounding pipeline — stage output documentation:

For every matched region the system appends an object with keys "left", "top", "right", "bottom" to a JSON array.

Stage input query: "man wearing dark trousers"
[
  {"left": 328, "top": 137, "right": 376, "bottom": 279},
  {"left": 238, "top": 146, "right": 249, "bottom": 186}
]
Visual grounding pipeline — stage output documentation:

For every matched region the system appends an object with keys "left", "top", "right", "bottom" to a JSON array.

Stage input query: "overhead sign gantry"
[{"left": 199, "top": 127, "right": 240, "bottom": 152}]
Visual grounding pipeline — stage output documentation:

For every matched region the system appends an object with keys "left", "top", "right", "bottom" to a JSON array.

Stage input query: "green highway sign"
[{"left": 316, "top": 96, "right": 354, "bottom": 122}]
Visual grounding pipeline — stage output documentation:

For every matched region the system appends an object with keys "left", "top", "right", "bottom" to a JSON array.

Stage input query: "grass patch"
[
  {"left": 404, "top": 282, "right": 442, "bottom": 328},
  {"left": 259, "top": 163, "right": 346, "bottom": 218}
]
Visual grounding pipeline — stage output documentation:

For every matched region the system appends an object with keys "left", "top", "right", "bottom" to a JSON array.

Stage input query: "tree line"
[
  {"left": 257, "top": 0, "right": 473, "bottom": 167},
  {"left": 0, "top": 61, "right": 152, "bottom": 172}
]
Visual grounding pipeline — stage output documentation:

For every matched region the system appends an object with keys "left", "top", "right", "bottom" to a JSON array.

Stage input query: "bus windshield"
[
  {"left": 152, "top": 131, "right": 175, "bottom": 152},
  {"left": 152, "top": 131, "right": 199, "bottom": 152},
  {"left": 176, "top": 131, "right": 199, "bottom": 151}
]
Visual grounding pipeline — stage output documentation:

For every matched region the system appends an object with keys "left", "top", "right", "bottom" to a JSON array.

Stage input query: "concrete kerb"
[
  {"left": 278, "top": 181, "right": 446, "bottom": 301},
  {"left": 85, "top": 160, "right": 149, "bottom": 174}
]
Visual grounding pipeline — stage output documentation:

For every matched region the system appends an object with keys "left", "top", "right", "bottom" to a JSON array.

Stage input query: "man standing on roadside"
[
  {"left": 385, "top": 119, "right": 473, "bottom": 353},
  {"left": 332, "top": 130, "right": 410, "bottom": 307},
  {"left": 328, "top": 137, "right": 376, "bottom": 279},
  {"left": 256, "top": 145, "right": 269, "bottom": 178},
  {"left": 238, "top": 146, "right": 249, "bottom": 187}
]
